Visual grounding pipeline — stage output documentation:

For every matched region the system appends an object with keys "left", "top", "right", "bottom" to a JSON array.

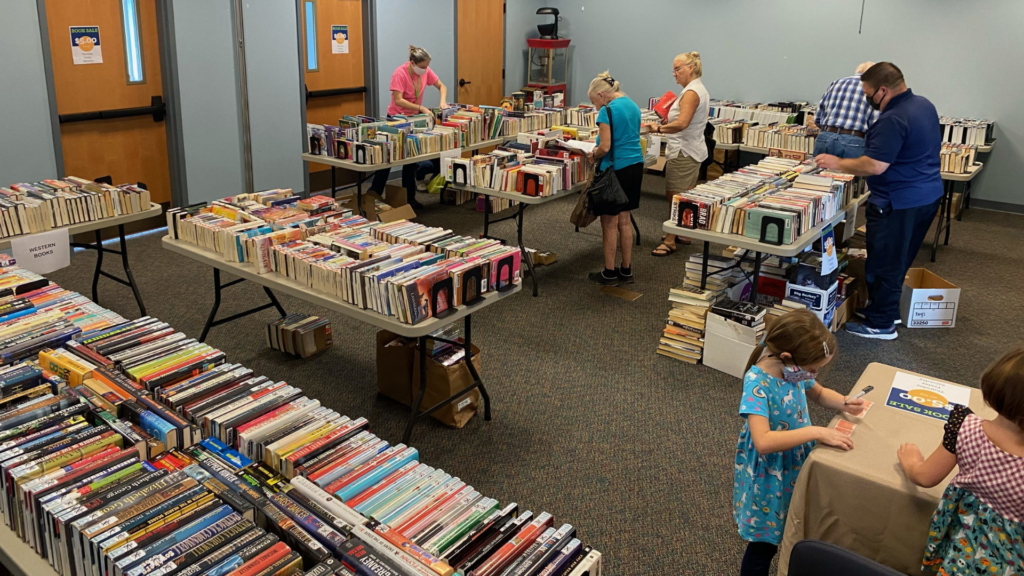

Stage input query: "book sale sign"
[
  {"left": 331, "top": 25, "right": 349, "bottom": 54},
  {"left": 70, "top": 26, "right": 103, "bottom": 65},
  {"left": 886, "top": 371, "right": 972, "bottom": 422}
]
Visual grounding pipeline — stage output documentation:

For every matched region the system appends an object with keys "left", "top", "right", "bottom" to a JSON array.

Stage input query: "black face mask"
[{"left": 866, "top": 88, "right": 884, "bottom": 111}]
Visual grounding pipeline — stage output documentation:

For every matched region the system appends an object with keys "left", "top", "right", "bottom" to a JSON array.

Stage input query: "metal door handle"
[{"left": 459, "top": 79, "right": 471, "bottom": 87}]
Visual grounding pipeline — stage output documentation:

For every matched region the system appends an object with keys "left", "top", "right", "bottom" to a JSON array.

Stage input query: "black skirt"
[{"left": 593, "top": 162, "right": 643, "bottom": 216}]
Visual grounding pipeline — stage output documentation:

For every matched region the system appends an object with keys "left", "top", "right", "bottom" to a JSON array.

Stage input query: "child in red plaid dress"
[{"left": 898, "top": 348, "right": 1024, "bottom": 575}]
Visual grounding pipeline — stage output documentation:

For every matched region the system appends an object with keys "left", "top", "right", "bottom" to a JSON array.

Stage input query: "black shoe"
[
  {"left": 588, "top": 270, "right": 620, "bottom": 286},
  {"left": 407, "top": 199, "right": 425, "bottom": 210},
  {"left": 617, "top": 267, "right": 634, "bottom": 284}
]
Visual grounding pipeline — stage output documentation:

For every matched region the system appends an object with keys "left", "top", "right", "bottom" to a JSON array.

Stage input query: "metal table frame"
[
  {"left": 162, "top": 236, "right": 521, "bottom": 444},
  {"left": 932, "top": 163, "right": 984, "bottom": 262}
]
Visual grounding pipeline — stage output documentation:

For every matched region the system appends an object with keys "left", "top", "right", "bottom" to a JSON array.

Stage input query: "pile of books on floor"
[
  {"left": 940, "top": 143, "right": 978, "bottom": 174},
  {"left": 442, "top": 140, "right": 590, "bottom": 197},
  {"left": 766, "top": 297, "right": 809, "bottom": 319},
  {"left": 0, "top": 264, "right": 603, "bottom": 576},
  {"left": 669, "top": 156, "right": 862, "bottom": 244},
  {"left": 0, "top": 177, "right": 153, "bottom": 240},
  {"left": 267, "top": 314, "right": 333, "bottom": 358},
  {"left": 710, "top": 298, "right": 767, "bottom": 341},
  {"left": 742, "top": 123, "right": 817, "bottom": 153},
  {"left": 939, "top": 116, "right": 993, "bottom": 146}
]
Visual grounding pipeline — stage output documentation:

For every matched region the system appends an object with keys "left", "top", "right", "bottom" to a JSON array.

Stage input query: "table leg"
[
  {"left": 356, "top": 172, "right": 364, "bottom": 216},
  {"left": 750, "top": 252, "right": 762, "bottom": 303},
  {"left": 630, "top": 212, "right": 640, "bottom": 246},
  {"left": 117, "top": 225, "right": 146, "bottom": 316},
  {"left": 944, "top": 181, "right": 955, "bottom": 246},
  {"left": 402, "top": 336, "right": 429, "bottom": 445},
  {"left": 463, "top": 314, "right": 491, "bottom": 421},
  {"left": 516, "top": 203, "right": 539, "bottom": 297},
  {"left": 699, "top": 241, "right": 710, "bottom": 291},
  {"left": 90, "top": 229, "right": 103, "bottom": 304},
  {"left": 199, "top": 269, "right": 288, "bottom": 343},
  {"left": 931, "top": 181, "right": 950, "bottom": 262},
  {"left": 482, "top": 198, "right": 491, "bottom": 238},
  {"left": 330, "top": 166, "right": 336, "bottom": 198},
  {"left": 199, "top": 269, "right": 224, "bottom": 343}
]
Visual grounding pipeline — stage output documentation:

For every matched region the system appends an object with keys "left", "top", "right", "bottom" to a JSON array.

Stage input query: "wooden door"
[
  {"left": 44, "top": 0, "right": 171, "bottom": 205},
  {"left": 457, "top": 0, "right": 505, "bottom": 106},
  {"left": 302, "top": 0, "right": 365, "bottom": 176}
]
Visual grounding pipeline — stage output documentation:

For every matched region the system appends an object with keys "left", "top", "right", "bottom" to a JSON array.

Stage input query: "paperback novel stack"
[
  {"left": 0, "top": 177, "right": 153, "bottom": 240},
  {"left": 710, "top": 299, "right": 767, "bottom": 342},
  {"left": 766, "top": 298, "right": 808, "bottom": 318},
  {"left": 743, "top": 123, "right": 816, "bottom": 153},
  {"left": 0, "top": 262, "right": 604, "bottom": 576},
  {"left": 940, "top": 143, "right": 978, "bottom": 174},
  {"left": 709, "top": 100, "right": 800, "bottom": 125},
  {"left": 939, "top": 117, "right": 993, "bottom": 146},
  {"left": 442, "top": 142, "right": 589, "bottom": 197},
  {"left": 711, "top": 117, "right": 747, "bottom": 144},
  {"left": 267, "top": 314, "right": 333, "bottom": 358},
  {"left": 658, "top": 284, "right": 716, "bottom": 365}
]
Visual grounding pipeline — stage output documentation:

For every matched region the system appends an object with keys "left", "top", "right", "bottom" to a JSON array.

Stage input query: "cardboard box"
[
  {"left": 786, "top": 280, "right": 839, "bottom": 327},
  {"left": 703, "top": 313, "right": 758, "bottom": 379},
  {"left": 900, "top": 268, "right": 960, "bottom": 328},
  {"left": 375, "top": 330, "right": 482, "bottom": 428},
  {"left": 336, "top": 189, "right": 417, "bottom": 222},
  {"left": 378, "top": 204, "right": 417, "bottom": 223},
  {"left": 844, "top": 256, "right": 869, "bottom": 310},
  {"left": 830, "top": 289, "right": 858, "bottom": 332},
  {"left": 383, "top": 184, "right": 409, "bottom": 207}
]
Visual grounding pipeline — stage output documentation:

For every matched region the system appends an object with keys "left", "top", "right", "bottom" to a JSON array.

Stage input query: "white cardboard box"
[
  {"left": 703, "top": 313, "right": 758, "bottom": 379},
  {"left": 901, "top": 268, "right": 960, "bottom": 328},
  {"left": 785, "top": 280, "right": 839, "bottom": 326}
]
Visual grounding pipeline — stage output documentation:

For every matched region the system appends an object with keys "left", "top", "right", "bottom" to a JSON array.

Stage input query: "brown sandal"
[{"left": 652, "top": 243, "right": 677, "bottom": 257}]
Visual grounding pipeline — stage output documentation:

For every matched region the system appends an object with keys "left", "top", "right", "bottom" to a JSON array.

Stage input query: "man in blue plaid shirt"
[{"left": 809, "top": 62, "right": 878, "bottom": 158}]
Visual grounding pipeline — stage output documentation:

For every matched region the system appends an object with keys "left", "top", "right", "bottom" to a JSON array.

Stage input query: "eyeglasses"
[{"left": 673, "top": 65, "right": 690, "bottom": 73}]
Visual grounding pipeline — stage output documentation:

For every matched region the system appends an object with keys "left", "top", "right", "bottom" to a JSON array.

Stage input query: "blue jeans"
[
  {"left": 370, "top": 160, "right": 439, "bottom": 203},
  {"left": 862, "top": 199, "right": 942, "bottom": 328},
  {"left": 812, "top": 131, "right": 866, "bottom": 159}
]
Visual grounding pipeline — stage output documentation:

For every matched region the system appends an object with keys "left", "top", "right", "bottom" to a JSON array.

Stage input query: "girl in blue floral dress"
[
  {"left": 734, "top": 310, "right": 867, "bottom": 576},
  {"left": 898, "top": 347, "right": 1024, "bottom": 575}
]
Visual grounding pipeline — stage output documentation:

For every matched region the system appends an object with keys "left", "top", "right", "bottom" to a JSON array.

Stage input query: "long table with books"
[
  {"left": 162, "top": 235, "right": 521, "bottom": 444},
  {"left": 0, "top": 263, "right": 603, "bottom": 576},
  {"left": 0, "top": 181, "right": 161, "bottom": 317},
  {"left": 663, "top": 156, "right": 870, "bottom": 303}
]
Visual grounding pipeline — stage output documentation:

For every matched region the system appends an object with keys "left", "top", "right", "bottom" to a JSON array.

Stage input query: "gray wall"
[
  {"left": 528, "top": 0, "right": 1023, "bottom": 207},
  {"left": 504, "top": 0, "right": 546, "bottom": 94},
  {"left": 170, "top": 0, "right": 246, "bottom": 204},
  {"left": 375, "top": 0, "right": 455, "bottom": 115},
  {"left": 242, "top": 0, "right": 305, "bottom": 193},
  {"left": 0, "top": 1, "right": 59, "bottom": 183}
]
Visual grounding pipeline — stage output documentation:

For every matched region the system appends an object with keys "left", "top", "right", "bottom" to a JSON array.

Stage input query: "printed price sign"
[
  {"left": 11, "top": 228, "right": 71, "bottom": 274},
  {"left": 886, "top": 371, "right": 971, "bottom": 421},
  {"left": 331, "top": 25, "right": 349, "bottom": 54},
  {"left": 70, "top": 26, "right": 103, "bottom": 65},
  {"left": 768, "top": 148, "right": 807, "bottom": 161}
]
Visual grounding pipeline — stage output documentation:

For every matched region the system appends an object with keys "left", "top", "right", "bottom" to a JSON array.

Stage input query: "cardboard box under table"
[
  {"left": 376, "top": 330, "right": 483, "bottom": 428},
  {"left": 703, "top": 314, "right": 758, "bottom": 379},
  {"left": 777, "top": 363, "right": 995, "bottom": 575},
  {"left": 901, "top": 268, "right": 960, "bottom": 328}
]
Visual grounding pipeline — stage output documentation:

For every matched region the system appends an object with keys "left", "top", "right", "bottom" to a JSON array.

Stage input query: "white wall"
[
  {"left": 526, "top": 0, "right": 1024, "bottom": 207},
  {"left": 0, "top": 1, "right": 58, "bottom": 183},
  {"left": 375, "top": 0, "right": 455, "bottom": 114}
]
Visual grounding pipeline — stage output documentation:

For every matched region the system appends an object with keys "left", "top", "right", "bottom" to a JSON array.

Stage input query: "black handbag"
[{"left": 584, "top": 104, "right": 630, "bottom": 216}]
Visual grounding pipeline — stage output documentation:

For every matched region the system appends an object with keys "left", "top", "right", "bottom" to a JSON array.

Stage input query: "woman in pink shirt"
[{"left": 370, "top": 46, "right": 448, "bottom": 208}]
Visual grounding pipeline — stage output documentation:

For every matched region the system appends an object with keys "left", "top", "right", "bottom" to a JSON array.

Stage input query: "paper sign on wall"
[
  {"left": 11, "top": 228, "right": 71, "bottom": 275},
  {"left": 331, "top": 25, "right": 349, "bottom": 54},
  {"left": 70, "top": 26, "right": 103, "bottom": 65},
  {"left": 886, "top": 370, "right": 972, "bottom": 421}
]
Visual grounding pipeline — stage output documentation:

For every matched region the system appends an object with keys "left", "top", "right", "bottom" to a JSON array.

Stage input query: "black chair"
[
  {"left": 788, "top": 540, "right": 904, "bottom": 576},
  {"left": 699, "top": 121, "right": 722, "bottom": 181}
]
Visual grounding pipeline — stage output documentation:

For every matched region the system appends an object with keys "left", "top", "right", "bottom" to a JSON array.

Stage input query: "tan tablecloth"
[{"left": 778, "top": 362, "right": 995, "bottom": 575}]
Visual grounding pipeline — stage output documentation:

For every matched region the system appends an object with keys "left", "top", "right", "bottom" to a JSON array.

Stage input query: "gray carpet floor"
[{"left": 46, "top": 174, "right": 1024, "bottom": 575}]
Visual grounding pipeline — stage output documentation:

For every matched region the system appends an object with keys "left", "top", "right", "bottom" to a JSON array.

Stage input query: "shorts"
[
  {"left": 595, "top": 162, "right": 644, "bottom": 216},
  {"left": 666, "top": 153, "right": 701, "bottom": 191}
]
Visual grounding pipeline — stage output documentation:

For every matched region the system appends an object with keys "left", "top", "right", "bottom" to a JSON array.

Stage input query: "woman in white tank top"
[{"left": 648, "top": 52, "right": 710, "bottom": 256}]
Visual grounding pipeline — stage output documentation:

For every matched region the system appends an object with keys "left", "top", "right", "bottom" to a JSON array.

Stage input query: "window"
[
  {"left": 120, "top": 0, "right": 144, "bottom": 83},
  {"left": 305, "top": 1, "right": 318, "bottom": 71}
]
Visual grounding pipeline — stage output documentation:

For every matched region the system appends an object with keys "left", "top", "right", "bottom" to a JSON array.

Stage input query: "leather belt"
[{"left": 822, "top": 126, "right": 865, "bottom": 138}]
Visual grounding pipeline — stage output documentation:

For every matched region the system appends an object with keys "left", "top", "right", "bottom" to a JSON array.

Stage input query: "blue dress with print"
[{"left": 733, "top": 365, "right": 816, "bottom": 545}]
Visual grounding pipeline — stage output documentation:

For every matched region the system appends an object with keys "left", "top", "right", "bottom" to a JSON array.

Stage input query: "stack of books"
[
  {"left": 766, "top": 298, "right": 808, "bottom": 318},
  {"left": 939, "top": 117, "right": 993, "bottom": 146},
  {"left": 658, "top": 284, "right": 717, "bottom": 364},
  {"left": 743, "top": 123, "right": 817, "bottom": 153},
  {"left": 500, "top": 108, "right": 565, "bottom": 136},
  {"left": 563, "top": 106, "right": 597, "bottom": 127},
  {"left": 709, "top": 298, "right": 768, "bottom": 341},
  {"left": 442, "top": 142, "right": 590, "bottom": 197},
  {"left": 710, "top": 117, "right": 747, "bottom": 144},
  {"left": 940, "top": 143, "right": 978, "bottom": 174},
  {"left": 709, "top": 100, "right": 801, "bottom": 125},
  {"left": 266, "top": 314, "right": 333, "bottom": 358},
  {"left": 0, "top": 262, "right": 603, "bottom": 576},
  {"left": 0, "top": 177, "right": 153, "bottom": 240}
]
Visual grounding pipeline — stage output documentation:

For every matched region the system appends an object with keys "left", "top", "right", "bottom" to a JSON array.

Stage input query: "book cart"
[
  {"left": 0, "top": 205, "right": 162, "bottom": 317},
  {"left": 161, "top": 235, "right": 521, "bottom": 445},
  {"left": 300, "top": 138, "right": 507, "bottom": 215},
  {"left": 662, "top": 193, "right": 871, "bottom": 302},
  {"left": 444, "top": 156, "right": 657, "bottom": 298}
]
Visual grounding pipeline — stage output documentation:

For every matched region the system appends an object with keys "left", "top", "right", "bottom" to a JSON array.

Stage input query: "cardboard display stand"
[{"left": 376, "top": 330, "right": 482, "bottom": 428}]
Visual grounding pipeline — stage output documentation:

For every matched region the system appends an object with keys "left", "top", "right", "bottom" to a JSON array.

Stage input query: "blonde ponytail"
[
  {"left": 587, "top": 70, "right": 621, "bottom": 99},
  {"left": 674, "top": 51, "right": 703, "bottom": 78}
]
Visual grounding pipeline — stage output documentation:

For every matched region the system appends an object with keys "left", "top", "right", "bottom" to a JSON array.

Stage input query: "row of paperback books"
[
  {"left": 169, "top": 194, "right": 522, "bottom": 325},
  {"left": 0, "top": 178, "right": 152, "bottom": 240},
  {"left": 670, "top": 156, "right": 863, "bottom": 245},
  {"left": 0, "top": 265, "right": 601, "bottom": 576},
  {"left": 940, "top": 143, "right": 978, "bottom": 174},
  {"left": 710, "top": 118, "right": 746, "bottom": 145},
  {"left": 939, "top": 116, "right": 993, "bottom": 146},
  {"left": 442, "top": 138, "right": 590, "bottom": 197},
  {"left": 742, "top": 123, "right": 816, "bottom": 153},
  {"left": 709, "top": 100, "right": 806, "bottom": 126}
]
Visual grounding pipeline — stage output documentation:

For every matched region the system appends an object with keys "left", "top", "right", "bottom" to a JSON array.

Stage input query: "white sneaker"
[{"left": 416, "top": 172, "right": 436, "bottom": 192}]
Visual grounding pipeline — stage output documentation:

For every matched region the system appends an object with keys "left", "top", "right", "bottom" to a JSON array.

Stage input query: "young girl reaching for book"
[
  {"left": 897, "top": 347, "right": 1024, "bottom": 575},
  {"left": 733, "top": 309, "right": 866, "bottom": 576}
]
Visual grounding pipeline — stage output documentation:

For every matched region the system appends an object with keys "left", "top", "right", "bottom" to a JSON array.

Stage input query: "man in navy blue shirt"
[{"left": 815, "top": 62, "right": 943, "bottom": 340}]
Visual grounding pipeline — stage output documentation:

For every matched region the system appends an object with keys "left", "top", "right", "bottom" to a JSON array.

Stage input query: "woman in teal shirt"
[{"left": 587, "top": 71, "right": 644, "bottom": 286}]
